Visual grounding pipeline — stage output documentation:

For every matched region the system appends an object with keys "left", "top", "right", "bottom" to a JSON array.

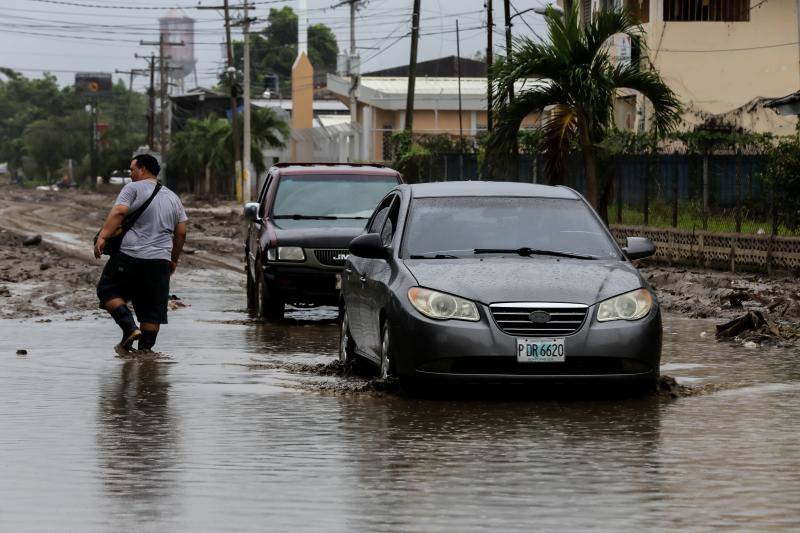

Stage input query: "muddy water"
[{"left": 1, "top": 269, "right": 799, "bottom": 531}]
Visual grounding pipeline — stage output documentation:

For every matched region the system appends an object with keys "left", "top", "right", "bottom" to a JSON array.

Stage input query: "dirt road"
[
  {"left": 1, "top": 185, "right": 798, "bottom": 343},
  {"left": 0, "top": 186, "right": 245, "bottom": 318}
]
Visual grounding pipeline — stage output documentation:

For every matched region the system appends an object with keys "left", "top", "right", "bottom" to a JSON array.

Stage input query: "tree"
[
  {"left": 487, "top": 5, "right": 681, "bottom": 214},
  {"left": 169, "top": 107, "right": 288, "bottom": 195},
  {"left": 234, "top": 7, "right": 339, "bottom": 95}
]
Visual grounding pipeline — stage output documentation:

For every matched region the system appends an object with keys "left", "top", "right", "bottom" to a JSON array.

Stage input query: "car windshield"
[
  {"left": 273, "top": 174, "right": 397, "bottom": 219},
  {"left": 403, "top": 196, "right": 620, "bottom": 259}
]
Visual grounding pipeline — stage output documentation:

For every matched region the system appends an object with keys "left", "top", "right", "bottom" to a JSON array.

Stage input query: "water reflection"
[
  {"left": 96, "top": 361, "right": 180, "bottom": 527},
  {"left": 335, "top": 396, "right": 665, "bottom": 531}
]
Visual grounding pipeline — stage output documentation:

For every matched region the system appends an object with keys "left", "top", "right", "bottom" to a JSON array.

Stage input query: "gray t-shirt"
[{"left": 115, "top": 179, "right": 188, "bottom": 261}]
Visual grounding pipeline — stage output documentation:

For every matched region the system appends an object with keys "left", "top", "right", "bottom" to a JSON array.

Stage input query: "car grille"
[
  {"left": 489, "top": 303, "right": 589, "bottom": 336},
  {"left": 313, "top": 248, "right": 349, "bottom": 267}
]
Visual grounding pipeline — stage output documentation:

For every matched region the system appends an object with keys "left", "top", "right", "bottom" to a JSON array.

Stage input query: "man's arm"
[
  {"left": 94, "top": 204, "right": 130, "bottom": 258},
  {"left": 170, "top": 221, "right": 188, "bottom": 274}
]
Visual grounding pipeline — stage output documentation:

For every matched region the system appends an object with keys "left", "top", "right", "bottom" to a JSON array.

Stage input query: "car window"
[
  {"left": 402, "top": 196, "right": 620, "bottom": 259},
  {"left": 259, "top": 174, "right": 274, "bottom": 218},
  {"left": 367, "top": 194, "right": 396, "bottom": 234},
  {"left": 380, "top": 198, "right": 400, "bottom": 246},
  {"left": 272, "top": 174, "right": 398, "bottom": 219}
]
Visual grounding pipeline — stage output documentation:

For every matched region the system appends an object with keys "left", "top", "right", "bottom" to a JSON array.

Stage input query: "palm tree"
[
  {"left": 170, "top": 107, "right": 288, "bottom": 195},
  {"left": 487, "top": 5, "right": 681, "bottom": 212}
]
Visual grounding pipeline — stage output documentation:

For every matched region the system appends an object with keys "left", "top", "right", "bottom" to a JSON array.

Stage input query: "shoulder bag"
[{"left": 94, "top": 183, "right": 162, "bottom": 257}]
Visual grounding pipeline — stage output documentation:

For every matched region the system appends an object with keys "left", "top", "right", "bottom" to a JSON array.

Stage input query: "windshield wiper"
[
  {"left": 409, "top": 253, "right": 461, "bottom": 259},
  {"left": 473, "top": 247, "right": 598, "bottom": 260},
  {"left": 274, "top": 214, "right": 339, "bottom": 220},
  {"left": 337, "top": 216, "right": 369, "bottom": 220}
]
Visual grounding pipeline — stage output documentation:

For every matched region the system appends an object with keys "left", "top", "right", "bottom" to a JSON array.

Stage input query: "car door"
[
  {"left": 247, "top": 173, "right": 274, "bottom": 276},
  {"left": 345, "top": 194, "right": 395, "bottom": 358},
  {"left": 360, "top": 195, "right": 401, "bottom": 359}
]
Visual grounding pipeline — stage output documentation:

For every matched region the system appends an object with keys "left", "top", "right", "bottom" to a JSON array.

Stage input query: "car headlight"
[
  {"left": 407, "top": 287, "right": 479, "bottom": 321},
  {"left": 596, "top": 288, "right": 653, "bottom": 322},
  {"left": 266, "top": 246, "right": 305, "bottom": 262}
]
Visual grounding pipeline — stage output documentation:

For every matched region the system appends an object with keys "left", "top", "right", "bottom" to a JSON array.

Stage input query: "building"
[
  {"left": 563, "top": 0, "right": 799, "bottom": 134},
  {"left": 326, "top": 56, "right": 542, "bottom": 162}
]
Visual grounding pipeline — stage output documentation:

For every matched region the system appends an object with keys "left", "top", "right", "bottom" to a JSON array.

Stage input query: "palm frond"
[
  {"left": 610, "top": 63, "right": 682, "bottom": 135},
  {"left": 541, "top": 104, "right": 578, "bottom": 182}
]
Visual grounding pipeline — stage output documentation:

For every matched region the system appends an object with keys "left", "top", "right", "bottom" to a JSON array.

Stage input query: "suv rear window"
[{"left": 272, "top": 174, "right": 397, "bottom": 219}]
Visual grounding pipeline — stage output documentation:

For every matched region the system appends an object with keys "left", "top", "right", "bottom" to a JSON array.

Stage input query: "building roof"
[
  {"left": 327, "top": 74, "right": 544, "bottom": 111},
  {"left": 363, "top": 55, "right": 487, "bottom": 78},
  {"left": 252, "top": 99, "right": 348, "bottom": 112},
  {"left": 407, "top": 181, "right": 580, "bottom": 199},
  {"left": 765, "top": 91, "right": 800, "bottom": 115}
]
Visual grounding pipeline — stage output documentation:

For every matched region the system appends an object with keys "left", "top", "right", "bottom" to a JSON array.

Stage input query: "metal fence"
[{"left": 413, "top": 152, "right": 795, "bottom": 237}]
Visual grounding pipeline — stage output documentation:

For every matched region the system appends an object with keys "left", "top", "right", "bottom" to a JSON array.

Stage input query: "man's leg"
[
  {"left": 105, "top": 298, "right": 141, "bottom": 352},
  {"left": 138, "top": 323, "right": 160, "bottom": 351}
]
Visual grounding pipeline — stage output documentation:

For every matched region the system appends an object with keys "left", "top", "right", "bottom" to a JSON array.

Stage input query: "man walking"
[{"left": 94, "top": 154, "right": 188, "bottom": 355}]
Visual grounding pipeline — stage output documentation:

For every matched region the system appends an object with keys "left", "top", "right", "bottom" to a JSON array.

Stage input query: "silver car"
[{"left": 340, "top": 181, "right": 661, "bottom": 391}]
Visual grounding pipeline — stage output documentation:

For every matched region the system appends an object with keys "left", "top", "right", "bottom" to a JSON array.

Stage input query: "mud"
[{"left": 0, "top": 185, "right": 244, "bottom": 319}]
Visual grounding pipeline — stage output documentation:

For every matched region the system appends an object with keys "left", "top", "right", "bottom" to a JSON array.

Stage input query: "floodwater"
[{"left": 1, "top": 269, "right": 799, "bottom": 532}]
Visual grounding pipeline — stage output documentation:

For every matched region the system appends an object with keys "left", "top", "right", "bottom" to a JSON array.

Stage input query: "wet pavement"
[{"left": 1, "top": 269, "right": 799, "bottom": 531}]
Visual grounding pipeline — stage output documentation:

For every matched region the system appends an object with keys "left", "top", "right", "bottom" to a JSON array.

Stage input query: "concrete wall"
[{"left": 645, "top": 0, "right": 799, "bottom": 133}]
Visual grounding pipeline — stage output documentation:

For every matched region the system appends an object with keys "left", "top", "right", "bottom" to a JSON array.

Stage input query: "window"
[
  {"left": 664, "top": 0, "right": 750, "bottom": 21},
  {"left": 272, "top": 174, "right": 398, "bottom": 219}
]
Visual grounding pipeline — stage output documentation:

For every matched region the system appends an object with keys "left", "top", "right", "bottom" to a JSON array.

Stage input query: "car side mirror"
[
  {"left": 243, "top": 202, "right": 262, "bottom": 223},
  {"left": 349, "top": 233, "right": 390, "bottom": 260},
  {"left": 623, "top": 237, "right": 655, "bottom": 260}
]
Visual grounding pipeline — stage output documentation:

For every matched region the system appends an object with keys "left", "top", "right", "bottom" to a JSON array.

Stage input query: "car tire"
[
  {"left": 256, "top": 263, "right": 284, "bottom": 321},
  {"left": 379, "top": 322, "right": 395, "bottom": 380},
  {"left": 339, "top": 309, "right": 357, "bottom": 371},
  {"left": 245, "top": 264, "right": 257, "bottom": 312}
]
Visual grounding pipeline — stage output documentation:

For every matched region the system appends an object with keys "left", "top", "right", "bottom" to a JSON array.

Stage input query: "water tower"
[{"left": 159, "top": 8, "right": 197, "bottom": 93}]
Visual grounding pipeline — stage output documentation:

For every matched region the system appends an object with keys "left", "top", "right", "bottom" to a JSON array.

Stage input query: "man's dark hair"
[{"left": 133, "top": 154, "right": 161, "bottom": 176}]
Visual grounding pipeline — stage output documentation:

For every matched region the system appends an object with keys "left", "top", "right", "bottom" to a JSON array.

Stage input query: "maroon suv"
[{"left": 243, "top": 163, "right": 402, "bottom": 319}]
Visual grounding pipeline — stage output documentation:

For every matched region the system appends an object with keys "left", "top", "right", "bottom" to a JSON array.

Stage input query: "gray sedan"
[{"left": 340, "top": 181, "right": 661, "bottom": 389}]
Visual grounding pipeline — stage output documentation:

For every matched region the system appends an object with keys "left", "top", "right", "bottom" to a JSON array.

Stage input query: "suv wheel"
[
  {"left": 245, "top": 264, "right": 257, "bottom": 311},
  {"left": 258, "top": 274, "right": 284, "bottom": 321}
]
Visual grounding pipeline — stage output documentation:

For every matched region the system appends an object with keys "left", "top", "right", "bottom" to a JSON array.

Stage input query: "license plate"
[
  {"left": 516, "top": 337, "right": 565, "bottom": 363},
  {"left": 335, "top": 273, "right": 342, "bottom": 290}
]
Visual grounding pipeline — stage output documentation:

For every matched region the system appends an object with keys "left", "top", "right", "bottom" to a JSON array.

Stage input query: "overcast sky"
[{"left": 0, "top": 0, "right": 549, "bottom": 92}]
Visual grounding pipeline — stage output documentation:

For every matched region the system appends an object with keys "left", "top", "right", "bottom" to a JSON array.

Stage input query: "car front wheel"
[
  {"left": 379, "top": 322, "right": 394, "bottom": 380},
  {"left": 339, "top": 310, "right": 357, "bottom": 371},
  {"left": 256, "top": 261, "right": 284, "bottom": 321}
]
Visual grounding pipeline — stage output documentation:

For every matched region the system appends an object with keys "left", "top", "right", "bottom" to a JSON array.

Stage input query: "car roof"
[
  {"left": 406, "top": 181, "right": 581, "bottom": 199},
  {"left": 271, "top": 163, "right": 401, "bottom": 177}
]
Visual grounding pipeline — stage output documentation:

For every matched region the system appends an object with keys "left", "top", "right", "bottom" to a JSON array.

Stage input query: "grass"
[{"left": 609, "top": 201, "right": 800, "bottom": 237}]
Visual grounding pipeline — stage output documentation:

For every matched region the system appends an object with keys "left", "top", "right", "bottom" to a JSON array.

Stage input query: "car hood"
[
  {"left": 272, "top": 219, "right": 365, "bottom": 248},
  {"left": 402, "top": 257, "right": 645, "bottom": 306}
]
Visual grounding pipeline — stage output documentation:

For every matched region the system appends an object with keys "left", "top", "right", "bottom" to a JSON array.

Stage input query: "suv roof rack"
[{"left": 272, "top": 162, "right": 386, "bottom": 168}]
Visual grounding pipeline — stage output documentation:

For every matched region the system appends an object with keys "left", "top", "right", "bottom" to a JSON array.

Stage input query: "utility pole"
[
  {"left": 503, "top": 0, "right": 514, "bottom": 103},
  {"left": 225, "top": 0, "right": 243, "bottom": 201},
  {"left": 242, "top": 0, "right": 253, "bottom": 202},
  {"left": 456, "top": 20, "right": 463, "bottom": 145},
  {"left": 139, "top": 36, "right": 183, "bottom": 161},
  {"left": 405, "top": 0, "right": 421, "bottom": 132},
  {"left": 349, "top": 0, "right": 359, "bottom": 161},
  {"left": 197, "top": 1, "right": 247, "bottom": 200},
  {"left": 135, "top": 52, "right": 157, "bottom": 148},
  {"left": 456, "top": 20, "right": 464, "bottom": 180},
  {"left": 334, "top": 0, "right": 362, "bottom": 161},
  {"left": 486, "top": 0, "right": 493, "bottom": 133},
  {"left": 115, "top": 68, "right": 145, "bottom": 131}
]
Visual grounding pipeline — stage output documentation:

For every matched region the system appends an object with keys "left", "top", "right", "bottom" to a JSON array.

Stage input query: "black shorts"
[{"left": 96, "top": 252, "right": 171, "bottom": 324}]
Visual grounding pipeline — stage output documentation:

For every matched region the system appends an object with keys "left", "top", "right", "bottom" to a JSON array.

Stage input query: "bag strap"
[{"left": 121, "top": 182, "right": 162, "bottom": 232}]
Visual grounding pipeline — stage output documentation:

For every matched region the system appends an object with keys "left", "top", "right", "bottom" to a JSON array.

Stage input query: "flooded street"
[{"left": 1, "top": 268, "right": 799, "bottom": 531}]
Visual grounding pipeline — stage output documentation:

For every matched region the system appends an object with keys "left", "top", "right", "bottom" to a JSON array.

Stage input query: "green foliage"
[
  {"left": 486, "top": 4, "right": 681, "bottom": 202},
  {"left": 168, "top": 107, "right": 288, "bottom": 194},
  {"left": 389, "top": 131, "right": 429, "bottom": 183},
  {"left": 0, "top": 72, "right": 147, "bottom": 184},
  {"left": 759, "top": 139, "right": 800, "bottom": 231},
  {"left": 233, "top": 7, "right": 339, "bottom": 94},
  {"left": 601, "top": 129, "right": 775, "bottom": 156}
]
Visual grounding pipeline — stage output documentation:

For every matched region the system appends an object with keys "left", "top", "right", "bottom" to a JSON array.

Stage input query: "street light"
[{"left": 533, "top": 4, "right": 564, "bottom": 16}]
